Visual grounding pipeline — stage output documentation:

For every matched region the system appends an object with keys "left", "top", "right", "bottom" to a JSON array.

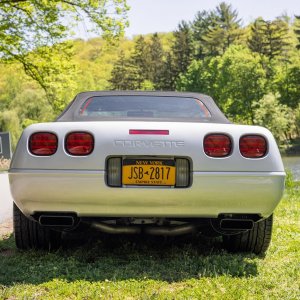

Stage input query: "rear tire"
[
  {"left": 13, "top": 203, "right": 62, "bottom": 250},
  {"left": 222, "top": 214, "right": 273, "bottom": 255}
]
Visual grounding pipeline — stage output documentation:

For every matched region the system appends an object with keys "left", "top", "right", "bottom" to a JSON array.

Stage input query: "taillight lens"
[
  {"left": 29, "top": 132, "right": 58, "bottom": 156},
  {"left": 65, "top": 132, "right": 94, "bottom": 156},
  {"left": 204, "top": 134, "right": 232, "bottom": 157},
  {"left": 240, "top": 135, "right": 267, "bottom": 158}
]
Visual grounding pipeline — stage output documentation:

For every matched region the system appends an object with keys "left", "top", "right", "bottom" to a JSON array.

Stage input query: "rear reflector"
[
  {"left": 239, "top": 135, "right": 267, "bottom": 158},
  {"left": 175, "top": 158, "right": 190, "bottom": 187},
  {"left": 203, "top": 134, "right": 231, "bottom": 157},
  {"left": 107, "top": 157, "right": 122, "bottom": 187},
  {"left": 65, "top": 132, "right": 94, "bottom": 156},
  {"left": 129, "top": 129, "right": 169, "bottom": 135},
  {"left": 29, "top": 132, "right": 58, "bottom": 156}
]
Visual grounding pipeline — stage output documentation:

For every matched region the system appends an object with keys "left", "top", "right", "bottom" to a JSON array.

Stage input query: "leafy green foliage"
[
  {"left": 201, "top": 2, "right": 242, "bottom": 56},
  {"left": 0, "top": 110, "right": 21, "bottom": 147},
  {"left": 214, "top": 46, "right": 267, "bottom": 123},
  {"left": 192, "top": 10, "right": 216, "bottom": 59},
  {"left": 149, "top": 33, "right": 165, "bottom": 87},
  {"left": 273, "top": 54, "right": 300, "bottom": 108},
  {"left": 109, "top": 51, "right": 141, "bottom": 90},
  {"left": 178, "top": 45, "right": 267, "bottom": 123},
  {"left": 110, "top": 33, "right": 173, "bottom": 90},
  {"left": 177, "top": 59, "right": 212, "bottom": 94},
  {"left": 254, "top": 94, "right": 295, "bottom": 142},
  {"left": 171, "top": 21, "right": 195, "bottom": 81},
  {"left": 158, "top": 52, "right": 176, "bottom": 90},
  {"left": 294, "top": 15, "right": 300, "bottom": 49},
  {"left": 0, "top": 0, "right": 129, "bottom": 58},
  {"left": 0, "top": 0, "right": 129, "bottom": 111},
  {"left": 248, "top": 18, "right": 291, "bottom": 61}
]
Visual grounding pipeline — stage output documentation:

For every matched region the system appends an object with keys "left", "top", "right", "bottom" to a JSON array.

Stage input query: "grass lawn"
[{"left": 0, "top": 190, "right": 299, "bottom": 299}]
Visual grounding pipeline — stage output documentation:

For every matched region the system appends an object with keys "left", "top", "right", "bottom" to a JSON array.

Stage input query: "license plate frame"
[{"left": 122, "top": 158, "right": 176, "bottom": 186}]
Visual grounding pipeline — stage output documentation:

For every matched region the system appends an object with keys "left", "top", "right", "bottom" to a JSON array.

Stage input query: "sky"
[{"left": 124, "top": 0, "right": 299, "bottom": 37}]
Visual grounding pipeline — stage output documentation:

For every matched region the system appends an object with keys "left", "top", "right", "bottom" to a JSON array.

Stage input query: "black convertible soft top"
[{"left": 57, "top": 91, "right": 230, "bottom": 124}]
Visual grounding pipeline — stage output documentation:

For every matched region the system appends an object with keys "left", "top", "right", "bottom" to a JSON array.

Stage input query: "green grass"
[{"left": 0, "top": 190, "right": 299, "bottom": 299}]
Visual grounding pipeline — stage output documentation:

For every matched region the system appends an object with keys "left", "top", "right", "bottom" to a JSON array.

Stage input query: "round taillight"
[
  {"left": 204, "top": 134, "right": 232, "bottom": 157},
  {"left": 29, "top": 132, "right": 58, "bottom": 156},
  {"left": 65, "top": 132, "right": 94, "bottom": 156},
  {"left": 239, "top": 135, "right": 267, "bottom": 158}
]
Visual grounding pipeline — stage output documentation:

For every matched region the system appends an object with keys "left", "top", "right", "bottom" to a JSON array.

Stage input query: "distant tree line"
[{"left": 109, "top": 3, "right": 300, "bottom": 143}]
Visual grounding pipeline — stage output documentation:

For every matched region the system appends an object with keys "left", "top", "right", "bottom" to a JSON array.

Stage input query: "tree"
[
  {"left": 0, "top": 0, "right": 129, "bottom": 58},
  {"left": 191, "top": 10, "right": 216, "bottom": 59},
  {"left": 248, "top": 18, "right": 291, "bottom": 60},
  {"left": 201, "top": 2, "right": 241, "bottom": 56},
  {"left": 149, "top": 33, "right": 165, "bottom": 87},
  {"left": 177, "top": 45, "right": 267, "bottom": 122},
  {"left": 12, "top": 89, "right": 54, "bottom": 128},
  {"left": 216, "top": 45, "right": 267, "bottom": 123},
  {"left": 0, "top": 0, "right": 129, "bottom": 110},
  {"left": 294, "top": 15, "right": 300, "bottom": 49},
  {"left": 273, "top": 56, "right": 300, "bottom": 108},
  {"left": 171, "top": 21, "right": 195, "bottom": 79},
  {"left": 0, "top": 110, "right": 21, "bottom": 148},
  {"left": 22, "top": 42, "right": 78, "bottom": 112},
  {"left": 295, "top": 104, "right": 300, "bottom": 136},
  {"left": 158, "top": 52, "right": 176, "bottom": 90},
  {"left": 176, "top": 59, "right": 213, "bottom": 96},
  {"left": 254, "top": 94, "right": 296, "bottom": 142},
  {"left": 131, "top": 35, "right": 151, "bottom": 86},
  {"left": 109, "top": 51, "right": 140, "bottom": 90}
]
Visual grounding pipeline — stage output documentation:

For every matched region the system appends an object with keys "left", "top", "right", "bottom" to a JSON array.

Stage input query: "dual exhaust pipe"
[
  {"left": 38, "top": 215, "right": 197, "bottom": 236},
  {"left": 38, "top": 214, "right": 255, "bottom": 235}
]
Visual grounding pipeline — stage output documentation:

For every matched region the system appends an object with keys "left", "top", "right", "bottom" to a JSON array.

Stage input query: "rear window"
[{"left": 78, "top": 96, "right": 211, "bottom": 120}]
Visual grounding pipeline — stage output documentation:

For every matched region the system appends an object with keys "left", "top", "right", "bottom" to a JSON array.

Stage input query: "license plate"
[{"left": 122, "top": 159, "right": 176, "bottom": 186}]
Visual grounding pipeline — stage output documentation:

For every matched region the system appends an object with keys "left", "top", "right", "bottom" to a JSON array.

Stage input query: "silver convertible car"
[{"left": 9, "top": 91, "right": 285, "bottom": 254}]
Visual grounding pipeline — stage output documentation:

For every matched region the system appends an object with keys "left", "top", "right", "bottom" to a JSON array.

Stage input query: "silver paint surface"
[{"left": 9, "top": 121, "right": 285, "bottom": 218}]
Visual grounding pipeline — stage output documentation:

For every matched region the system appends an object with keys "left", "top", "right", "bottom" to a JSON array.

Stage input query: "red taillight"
[
  {"left": 129, "top": 129, "right": 169, "bottom": 135},
  {"left": 240, "top": 135, "right": 267, "bottom": 158},
  {"left": 29, "top": 132, "right": 58, "bottom": 156},
  {"left": 204, "top": 134, "right": 232, "bottom": 157},
  {"left": 65, "top": 132, "right": 94, "bottom": 156}
]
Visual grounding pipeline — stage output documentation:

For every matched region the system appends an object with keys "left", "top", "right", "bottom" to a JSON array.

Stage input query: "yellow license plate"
[{"left": 122, "top": 159, "right": 176, "bottom": 186}]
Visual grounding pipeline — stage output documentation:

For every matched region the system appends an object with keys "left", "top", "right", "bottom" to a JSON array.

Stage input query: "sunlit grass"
[{"left": 0, "top": 190, "right": 299, "bottom": 299}]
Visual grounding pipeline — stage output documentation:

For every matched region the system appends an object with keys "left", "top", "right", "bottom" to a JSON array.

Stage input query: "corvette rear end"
[{"left": 9, "top": 92, "right": 285, "bottom": 254}]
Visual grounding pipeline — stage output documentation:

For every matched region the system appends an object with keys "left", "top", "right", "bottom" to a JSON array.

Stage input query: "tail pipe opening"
[
  {"left": 220, "top": 219, "right": 254, "bottom": 230},
  {"left": 38, "top": 215, "right": 76, "bottom": 227}
]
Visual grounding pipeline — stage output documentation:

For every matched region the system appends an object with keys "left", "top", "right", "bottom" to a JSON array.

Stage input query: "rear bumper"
[{"left": 9, "top": 169, "right": 285, "bottom": 219}]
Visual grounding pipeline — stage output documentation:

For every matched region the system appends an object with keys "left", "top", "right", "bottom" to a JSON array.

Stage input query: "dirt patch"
[{"left": 0, "top": 219, "right": 13, "bottom": 238}]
